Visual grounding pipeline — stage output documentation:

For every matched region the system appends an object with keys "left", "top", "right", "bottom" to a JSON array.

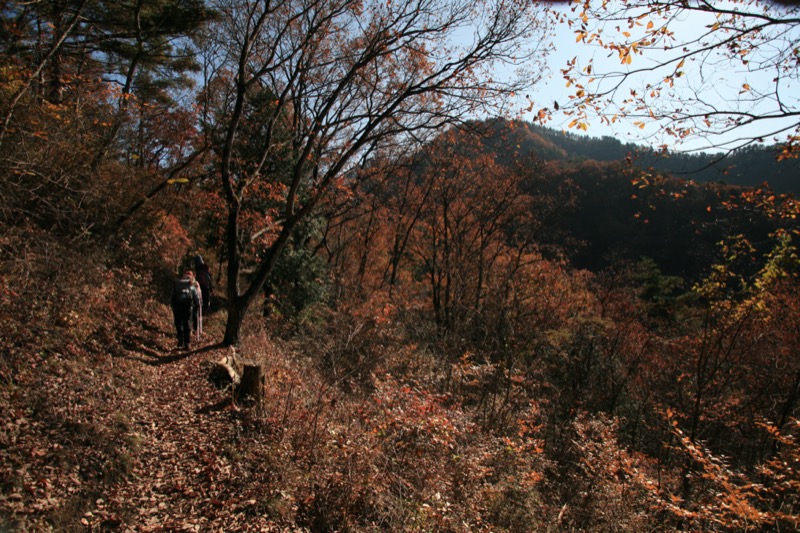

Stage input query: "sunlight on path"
[{"left": 89, "top": 314, "right": 285, "bottom": 531}]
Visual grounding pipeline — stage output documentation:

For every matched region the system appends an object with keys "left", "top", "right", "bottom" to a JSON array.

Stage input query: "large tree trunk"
[
  {"left": 222, "top": 220, "right": 297, "bottom": 346},
  {"left": 223, "top": 299, "right": 246, "bottom": 347}
]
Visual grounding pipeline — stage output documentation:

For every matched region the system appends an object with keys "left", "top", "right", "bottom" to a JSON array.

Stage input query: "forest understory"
[
  {"left": 2, "top": 0, "right": 800, "bottom": 529},
  {"left": 2, "top": 191, "right": 800, "bottom": 532}
]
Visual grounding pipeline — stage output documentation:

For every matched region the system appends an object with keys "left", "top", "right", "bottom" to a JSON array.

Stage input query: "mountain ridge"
[{"left": 481, "top": 119, "right": 800, "bottom": 194}]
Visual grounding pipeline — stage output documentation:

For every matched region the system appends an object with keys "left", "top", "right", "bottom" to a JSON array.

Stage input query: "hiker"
[
  {"left": 188, "top": 271, "right": 203, "bottom": 334},
  {"left": 194, "top": 254, "right": 212, "bottom": 313},
  {"left": 171, "top": 270, "right": 200, "bottom": 350}
]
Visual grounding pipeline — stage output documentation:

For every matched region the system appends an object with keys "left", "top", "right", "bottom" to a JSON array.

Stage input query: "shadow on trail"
[
  {"left": 120, "top": 334, "right": 164, "bottom": 359},
  {"left": 196, "top": 396, "right": 233, "bottom": 415},
  {"left": 133, "top": 342, "right": 225, "bottom": 366}
]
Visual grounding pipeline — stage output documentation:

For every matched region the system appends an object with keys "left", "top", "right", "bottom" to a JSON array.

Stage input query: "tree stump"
[
  {"left": 208, "top": 353, "right": 241, "bottom": 389},
  {"left": 235, "top": 362, "right": 263, "bottom": 404}
]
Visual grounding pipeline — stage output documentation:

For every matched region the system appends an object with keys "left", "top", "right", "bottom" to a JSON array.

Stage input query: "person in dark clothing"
[
  {"left": 171, "top": 270, "right": 200, "bottom": 349},
  {"left": 194, "top": 254, "right": 212, "bottom": 313}
]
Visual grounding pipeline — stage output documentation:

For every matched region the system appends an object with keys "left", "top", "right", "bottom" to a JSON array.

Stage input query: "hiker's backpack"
[{"left": 172, "top": 278, "right": 195, "bottom": 308}]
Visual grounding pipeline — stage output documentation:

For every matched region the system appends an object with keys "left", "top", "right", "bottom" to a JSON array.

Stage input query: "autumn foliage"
[{"left": 2, "top": 0, "right": 800, "bottom": 530}]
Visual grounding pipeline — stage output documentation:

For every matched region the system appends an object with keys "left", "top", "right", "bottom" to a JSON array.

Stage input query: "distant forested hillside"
[
  {"left": 480, "top": 119, "right": 800, "bottom": 193},
  {"left": 459, "top": 119, "right": 788, "bottom": 282}
]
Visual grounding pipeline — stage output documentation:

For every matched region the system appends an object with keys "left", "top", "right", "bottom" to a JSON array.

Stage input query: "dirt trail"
[{"left": 86, "top": 315, "right": 283, "bottom": 532}]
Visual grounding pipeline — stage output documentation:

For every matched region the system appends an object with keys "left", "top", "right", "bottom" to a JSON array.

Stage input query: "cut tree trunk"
[
  {"left": 207, "top": 349, "right": 263, "bottom": 405},
  {"left": 208, "top": 353, "right": 241, "bottom": 390},
  {"left": 236, "top": 363, "right": 263, "bottom": 404}
]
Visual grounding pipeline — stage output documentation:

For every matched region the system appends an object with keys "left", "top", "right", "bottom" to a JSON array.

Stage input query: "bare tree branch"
[{"left": 552, "top": 0, "right": 800, "bottom": 156}]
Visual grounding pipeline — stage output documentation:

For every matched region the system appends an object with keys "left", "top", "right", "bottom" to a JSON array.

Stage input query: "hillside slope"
[
  {"left": 0, "top": 237, "right": 317, "bottom": 531},
  {"left": 482, "top": 119, "right": 800, "bottom": 193}
]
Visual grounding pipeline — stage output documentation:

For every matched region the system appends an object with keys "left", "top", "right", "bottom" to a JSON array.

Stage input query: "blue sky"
[{"left": 517, "top": 0, "right": 800, "bottom": 154}]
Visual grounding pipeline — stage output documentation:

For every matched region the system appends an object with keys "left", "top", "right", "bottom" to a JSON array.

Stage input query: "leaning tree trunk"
[
  {"left": 222, "top": 221, "right": 297, "bottom": 346},
  {"left": 222, "top": 201, "right": 245, "bottom": 347}
]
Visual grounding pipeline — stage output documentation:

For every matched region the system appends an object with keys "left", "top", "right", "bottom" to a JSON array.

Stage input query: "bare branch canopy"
[{"left": 201, "top": 0, "right": 550, "bottom": 345}]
